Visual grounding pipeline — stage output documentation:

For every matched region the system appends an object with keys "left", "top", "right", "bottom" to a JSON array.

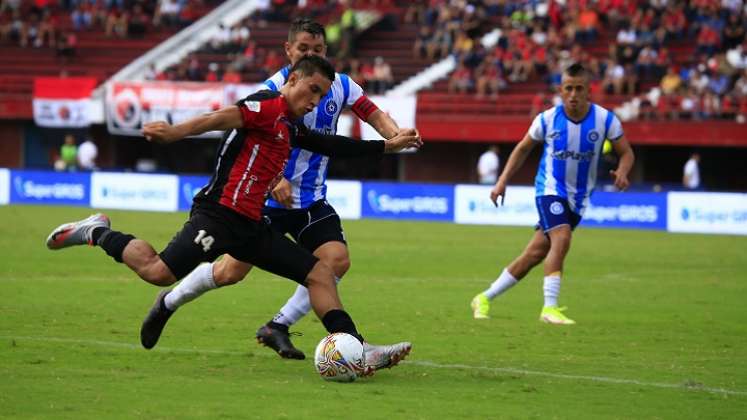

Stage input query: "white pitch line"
[
  {"left": 3, "top": 335, "right": 745, "bottom": 396},
  {"left": 407, "top": 361, "right": 747, "bottom": 396}
]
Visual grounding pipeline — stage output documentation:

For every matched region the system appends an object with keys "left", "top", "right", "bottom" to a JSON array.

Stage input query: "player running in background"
[
  {"left": 46, "top": 57, "right": 419, "bottom": 372},
  {"left": 159, "top": 18, "right": 406, "bottom": 362},
  {"left": 470, "top": 63, "right": 635, "bottom": 324}
]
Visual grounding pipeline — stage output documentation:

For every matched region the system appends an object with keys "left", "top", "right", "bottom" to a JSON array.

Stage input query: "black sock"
[
  {"left": 97, "top": 230, "right": 135, "bottom": 263},
  {"left": 91, "top": 226, "right": 109, "bottom": 244},
  {"left": 267, "top": 321, "right": 289, "bottom": 333},
  {"left": 321, "top": 309, "right": 364, "bottom": 343}
]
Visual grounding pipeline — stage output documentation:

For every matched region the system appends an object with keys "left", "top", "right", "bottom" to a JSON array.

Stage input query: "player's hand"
[
  {"left": 384, "top": 128, "right": 423, "bottom": 152},
  {"left": 490, "top": 180, "right": 506, "bottom": 207},
  {"left": 270, "top": 177, "right": 293, "bottom": 208},
  {"left": 142, "top": 121, "right": 182, "bottom": 144},
  {"left": 609, "top": 169, "right": 630, "bottom": 191}
]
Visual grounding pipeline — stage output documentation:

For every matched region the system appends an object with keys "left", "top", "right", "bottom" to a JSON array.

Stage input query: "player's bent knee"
[
  {"left": 329, "top": 255, "right": 350, "bottom": 278},
  {"left": 306, "top": 261, "right": 335, "bottom": 289}
]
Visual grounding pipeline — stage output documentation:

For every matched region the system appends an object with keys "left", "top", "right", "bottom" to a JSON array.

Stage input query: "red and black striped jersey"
[{"left": 194, "top": 90, "right": 294, "bottom": 221}]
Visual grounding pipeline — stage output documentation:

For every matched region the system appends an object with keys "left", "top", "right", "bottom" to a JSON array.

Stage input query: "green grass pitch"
[{"left": 1, "top": 204, "right": 746, "bottom": 419}]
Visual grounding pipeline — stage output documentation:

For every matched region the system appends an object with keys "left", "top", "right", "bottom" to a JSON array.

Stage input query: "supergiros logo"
[{"left": 367, "top": 190, "right": 449, "bottom": 214}]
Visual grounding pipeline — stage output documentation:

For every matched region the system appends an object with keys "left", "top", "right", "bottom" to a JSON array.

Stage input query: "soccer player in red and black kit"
[{"left": 45, "top": 56, "right": 420, "bottom": 372}]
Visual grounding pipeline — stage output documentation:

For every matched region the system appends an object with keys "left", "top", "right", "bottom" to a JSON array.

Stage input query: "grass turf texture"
[{"left": 1, "top": 205, "right": 746, "bottom": 419}]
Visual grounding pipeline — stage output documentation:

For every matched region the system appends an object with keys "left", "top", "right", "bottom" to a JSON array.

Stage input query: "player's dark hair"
[
  {"left": 564, "top": 62, "right": 589, "bottom": 79},
  {"left": 288, "top": 17, "right": 326, "bottom": 43},
  {"left": 291, "top": 55, "right": 335, "bottom": 83}
]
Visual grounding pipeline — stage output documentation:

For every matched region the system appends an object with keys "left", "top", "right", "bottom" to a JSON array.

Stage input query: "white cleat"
[
  {"left": 46, "top": 213, "right": 110, "bottom": 250},
  {"left": 363, "top": 341, "right": 412, "bottom": 374}
]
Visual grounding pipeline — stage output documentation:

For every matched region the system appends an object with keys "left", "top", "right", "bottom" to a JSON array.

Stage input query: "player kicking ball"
[
  {"left": 470, "top": 63, "right": 635, "bottom": 324},
  {"left": 168, "top": 18, "right": 409, "bottom": 365},
  {"left": 46, "top": 56, "right": 417, "bottom": 373}
]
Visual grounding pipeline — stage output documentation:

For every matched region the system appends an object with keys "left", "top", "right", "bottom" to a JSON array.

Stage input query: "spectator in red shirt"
[
  {"left": 475, "top": 57, "right": 503, "bottom": 100},
  {"left": 696, "top": 25, "right": 720, "bottom": 57},
  {"left": 205, "top": 62, "right": 220, "bottom": 82},
  {"left": 222, "top": 64, "right": 242, "bottom": 83},
  {"left": 448, "top": 62, "right": 473, "bottom": 94}
]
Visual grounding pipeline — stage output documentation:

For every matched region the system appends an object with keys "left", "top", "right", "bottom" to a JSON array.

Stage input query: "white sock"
[
  {"left": 164, "top": 263, "right": 217, "bottom": 311},
  {"left": 273, "top": 276, "right": 341, "bottom": 327},
  {"left": 483, "top": 268, "right": 518, "bottom": 300},
  {"left": 543, "top": 274, "right": 561, "bottom": 307}
]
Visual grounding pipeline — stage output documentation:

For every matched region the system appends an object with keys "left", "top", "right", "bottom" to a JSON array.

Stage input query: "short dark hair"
[
  {"left": 290, "top": 55, "right": 335, "bottom": 83},
  {"left": 563, "top": 62, "right": 589, "bottom": 79},
  {"left": 288, "top": 17, "right": 326, "bottom": 43}
]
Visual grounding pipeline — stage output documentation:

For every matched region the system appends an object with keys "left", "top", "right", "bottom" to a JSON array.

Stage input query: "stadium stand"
[{"left": 0, "top": 0, "right": 222, "bottom": 118}]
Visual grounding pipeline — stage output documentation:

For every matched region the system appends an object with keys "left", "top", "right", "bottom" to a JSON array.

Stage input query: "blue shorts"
[{"left": 535, "top": 195, "right": 582, "bottom": 233}]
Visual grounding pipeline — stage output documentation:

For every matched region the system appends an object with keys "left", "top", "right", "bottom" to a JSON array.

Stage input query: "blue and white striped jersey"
[
  {"left": 263, "top": 65, "right": 365, "bottom": 209},
  {"left": 528, "top": 103, "right": 624, "bottom": 215}
]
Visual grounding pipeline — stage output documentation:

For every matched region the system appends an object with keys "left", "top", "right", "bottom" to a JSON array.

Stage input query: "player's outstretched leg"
[
  {"left": 256, "top": 323, "right": 305, "bottom": 360},
  {"left": 304, "top": 261, "right": 412, "bottom": 374},
  {"left": 46, "top": 213, "right": 110, "bottom": 249},
  {"left": 363, "top": 341, "right": 412, "bottom": 372},
  {"left": 140, "top": 289, "right": 174, "bottom": 349}
]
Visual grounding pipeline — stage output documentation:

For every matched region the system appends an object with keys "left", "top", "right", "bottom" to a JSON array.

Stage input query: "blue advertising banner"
[
  {"left": 582, "top": 191, "right": 667, "bottom": 230},
  {"left": 362, "top": 182, "right": 454, "bottom": 222},
  {"left": 178, "top": 175, "right": 210, "bottom": 211},
  {"left": 10, "top": 170, "right": 90, "bottom": 206}
]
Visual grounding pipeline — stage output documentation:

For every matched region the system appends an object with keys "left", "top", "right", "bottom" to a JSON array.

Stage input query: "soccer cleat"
[
  {"left": 540, "top": 306, "right": 576, "bottom": 325},
  {"left": 140, "top": 289, "right": 175, "bottom": 349},
  {"left": 46, "top": 213, "right": 110, "bottom": 250},
  {"left": 363, "top": 341, "right": 412, "bottom": 372},
  {"left": 471, "top": 293, "right": 490, "bottom": 319},
  {"left": 256, "top": 325, "right": 306, "bottom": 360}
]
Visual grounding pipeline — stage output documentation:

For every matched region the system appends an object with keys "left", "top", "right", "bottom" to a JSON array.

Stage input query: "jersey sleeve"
[
  {"left": 605, "top": 112, "right": 624, "bottom": 141},
  {"left": 237, "top": 98, "right": 273, "bottom": 129},
  {"left": 527, "top": 112, "right": 546, "bottom": 142},
  {"left": 345, "top": 76, "right": 364, "bottom": 107},
  {"left": 345, "top": 76, "right": 380, "bottom": 121},
  {"left": 262, "top": 66, "right": 290, "bottom": 92}
]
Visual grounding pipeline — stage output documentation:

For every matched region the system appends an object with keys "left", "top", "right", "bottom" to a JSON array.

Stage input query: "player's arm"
[
  {"left": 490, "top": 133, "right": 537, "bottom": 206},
  {"left": 292, "top": 127, "right": 422, "bottom": 157},
  {"left": 142, "top": 106, "right": 244, "bottom": 144},
  {"left": 366, "top": 108, "right": 399, "bottom": 139},
  {"left": 609, "top": 134, "right": 634, "bottom": 191}
]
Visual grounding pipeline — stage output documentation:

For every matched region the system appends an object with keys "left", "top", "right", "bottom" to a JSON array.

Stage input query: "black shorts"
[
  {"left": 159, "top": 204, "right": 319, "bottom": 284},
  {"left": 262, "top": 199, "right": 346, "bottom": 252}
]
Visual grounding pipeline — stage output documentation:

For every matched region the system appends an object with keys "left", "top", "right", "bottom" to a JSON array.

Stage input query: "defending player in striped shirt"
[{"left": 471, "top": 63, "right": 635, "bottom": 324}]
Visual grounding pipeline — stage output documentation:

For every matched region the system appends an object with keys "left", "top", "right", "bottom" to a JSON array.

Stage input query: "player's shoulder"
[
  {"left": 333, "top": 72, "right": 363, "bottom": 90},
  {"left": 237, "top": 90, "right": 286, "bottom": 122},
  {"left": 535, "top": 104, "right": 562, "bottom": 120},
  {"left": 263, "top": 65, "right": 292, "bottom": 90},
  {"left": 240, "top": 89, "right": 282, "bottom": 104}
]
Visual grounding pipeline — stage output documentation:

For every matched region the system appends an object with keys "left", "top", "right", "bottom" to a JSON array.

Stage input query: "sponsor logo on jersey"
[{"left": 244, "top": 101, "right": 260, "bottom": 112}]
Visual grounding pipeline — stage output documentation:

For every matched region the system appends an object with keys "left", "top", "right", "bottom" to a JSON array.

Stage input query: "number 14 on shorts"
[{"left": 194, "top": 230, "right": 215, "bottom": 252}]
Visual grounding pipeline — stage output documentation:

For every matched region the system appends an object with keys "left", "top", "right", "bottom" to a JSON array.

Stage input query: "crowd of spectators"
[
  {"left": 413, "top": 0, "right": 747, "bottom": 122},
  {"left": 0, "top": 0, "right": 215, "bottom": 51},
  {"left": 158, "top": 1, "right": 397, "bottom": 94}
]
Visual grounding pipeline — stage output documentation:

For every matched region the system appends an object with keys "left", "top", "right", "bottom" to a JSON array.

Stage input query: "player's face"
[
  {"left": 285, "top": 71, "right": 332, "bottom": 118},
  {"left": 559, "top": 75, "right": 590, "bottom": 115},
  {"left": 285, "top": 32, "right": 327, "bottom": 66}
]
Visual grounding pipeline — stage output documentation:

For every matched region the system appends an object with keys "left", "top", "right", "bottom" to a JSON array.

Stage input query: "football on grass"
[{"left": 313, "top": 333, "right": 365, "bottom": 382}]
